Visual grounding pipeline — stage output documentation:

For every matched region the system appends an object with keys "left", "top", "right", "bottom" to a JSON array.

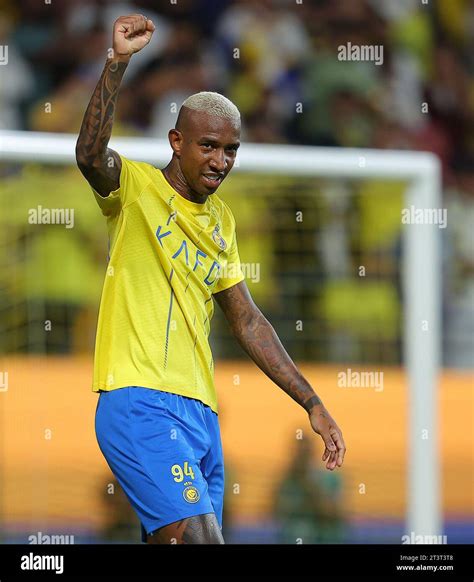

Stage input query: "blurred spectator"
[
  {"left": 215, "top": 0, "right": 310, "bottom": 142},
  {"left": 134, "top": 20, "right": 211, "bottom": 137},
  {"left": 444, "top": 158, "right": 474, "bottom": 369},
  {"left": 65, "top": 0, "right": 171, "bottom": 80},
  {"left": 0, "top": 13, "right": 34, "bottom": 129},
  {"left": 0, "top": 166, "right": 105, "bottom": 353},
  {"left": 297, "top": 18, "right": 384, "bottom": 146},
  {"left": 274, "top": 435, "right": 346, "bottom": 544},
  {"left": 215, "top": 0, "right": 310, "bottom": 87},
  {"left": 99, "top": 476, "right": 141, "bottom": 542},
  {"left": 424, "top": 44, "right": 472, "bottom": 167}
]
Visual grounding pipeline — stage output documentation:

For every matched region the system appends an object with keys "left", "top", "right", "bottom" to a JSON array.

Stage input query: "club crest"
[
  {"left": 183, "top": 485, "right": 200, "bottom": 504},
  {"left": 212, "top": 224, "right": 227, "bottom": 250}
]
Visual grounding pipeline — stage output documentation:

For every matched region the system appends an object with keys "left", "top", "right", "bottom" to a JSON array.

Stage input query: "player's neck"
[{"left": 161, "top": 160, "right": 208, "bottom": 205}]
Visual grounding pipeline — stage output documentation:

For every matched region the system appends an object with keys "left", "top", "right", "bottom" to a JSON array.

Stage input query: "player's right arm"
[{"left": 75, "top": 14, "right": 155, "bottom": 197}]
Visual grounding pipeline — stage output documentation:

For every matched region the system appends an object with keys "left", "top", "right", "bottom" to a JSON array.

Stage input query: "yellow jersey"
[{"left": 91, "top": 156, "right": 244, "bottom": 412}]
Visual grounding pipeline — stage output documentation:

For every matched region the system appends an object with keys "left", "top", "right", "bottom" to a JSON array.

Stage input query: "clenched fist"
[{"left": 113, "top": 14, "right": 155, "bottom": 58}]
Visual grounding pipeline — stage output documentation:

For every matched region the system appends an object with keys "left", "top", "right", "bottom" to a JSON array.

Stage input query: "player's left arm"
[{"left": 214, "top": 280, "right": 346, "bottom": 470}]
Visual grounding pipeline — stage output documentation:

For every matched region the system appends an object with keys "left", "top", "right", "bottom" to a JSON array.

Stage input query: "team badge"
[
  {"left": 212, "top": 225, "right": 227, "bottom": 250},
  {"left": 183, "top": 485, "right": 200, "bottom": 504}
]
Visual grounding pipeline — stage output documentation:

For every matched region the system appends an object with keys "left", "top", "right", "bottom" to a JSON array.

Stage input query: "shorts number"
[{"left": 171, "top": 461, "right": 195, "bottom": 482}]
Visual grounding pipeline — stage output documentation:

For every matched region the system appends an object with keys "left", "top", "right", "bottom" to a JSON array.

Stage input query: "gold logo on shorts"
[{"left": 183, "top": 485, "right": 200, "bottom": 504}]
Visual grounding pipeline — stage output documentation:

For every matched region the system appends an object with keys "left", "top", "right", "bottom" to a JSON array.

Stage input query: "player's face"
[{"left": 180, "top": 113, "right": 241, "bottom": 196}]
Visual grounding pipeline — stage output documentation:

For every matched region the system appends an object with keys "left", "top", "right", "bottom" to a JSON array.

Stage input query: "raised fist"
[{"left": 113, "top": 14, "right": 155, "bottom": 57}]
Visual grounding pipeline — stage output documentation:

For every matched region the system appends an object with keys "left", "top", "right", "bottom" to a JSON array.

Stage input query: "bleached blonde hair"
[{"left": 181, "top": 92, "right": 241, "bottom": 125}]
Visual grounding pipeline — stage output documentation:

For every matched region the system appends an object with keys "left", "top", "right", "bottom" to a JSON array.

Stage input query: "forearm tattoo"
[
  {"left": 76, "top": 58, "right": 127, "bottom": 196},
  {"left": 215, "top": 283, "right": 323, "bottom": 413}
]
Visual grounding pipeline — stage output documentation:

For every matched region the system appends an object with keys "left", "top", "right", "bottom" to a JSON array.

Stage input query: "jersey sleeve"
[
  {"left": 213, "top": 230, "right": 245, "bottom": 294},
  {"left": 92, "top": 155, "right": 152, "bottom": 217}
]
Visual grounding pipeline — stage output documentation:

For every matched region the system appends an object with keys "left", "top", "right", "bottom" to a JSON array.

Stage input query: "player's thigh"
[{"left": 146, "top": 512, "right": 224, "bottom": 544}]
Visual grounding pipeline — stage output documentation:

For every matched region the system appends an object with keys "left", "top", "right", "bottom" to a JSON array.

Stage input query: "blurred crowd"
[
  {"left": 0, "top": 0, "right": 473, "bottom": 367},
  {"left": 1, "top": 0, "right": 473, "bottom": 160}
]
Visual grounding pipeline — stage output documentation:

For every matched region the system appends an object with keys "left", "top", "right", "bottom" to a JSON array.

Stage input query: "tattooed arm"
[
  {"left": 75, "top": 59, "right": 126, "bottom": 196},
  {"left": 76, "top": 14, "right": 155, "bottom": 196},
  {"left": 214, "top": 281, "right": 346, "bottom": 470}
]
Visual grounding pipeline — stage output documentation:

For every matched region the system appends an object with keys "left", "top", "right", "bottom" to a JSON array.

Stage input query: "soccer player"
[{"left": 76, "top": 14, "right": 346, "bottom": 545}]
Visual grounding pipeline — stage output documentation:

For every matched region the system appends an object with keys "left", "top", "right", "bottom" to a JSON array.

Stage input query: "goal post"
[{"left": 0, "top": 129, "right": 442, "bottom": 538}]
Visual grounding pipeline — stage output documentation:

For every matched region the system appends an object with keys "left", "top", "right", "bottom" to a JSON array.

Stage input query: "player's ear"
[{"left": 168, "top": 129, "right": 183, "bottom": 158}]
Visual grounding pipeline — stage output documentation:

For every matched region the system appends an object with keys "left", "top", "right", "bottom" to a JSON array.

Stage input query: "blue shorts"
[{"left": 95, "top": 387, "right": 224, "bottom": 542}]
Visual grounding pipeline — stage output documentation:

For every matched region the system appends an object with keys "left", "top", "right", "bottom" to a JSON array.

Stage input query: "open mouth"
[{"left": 202, "top": 174, "right": 223, "bottom": 188}]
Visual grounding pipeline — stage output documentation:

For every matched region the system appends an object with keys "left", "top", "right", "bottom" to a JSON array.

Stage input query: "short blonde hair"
[{"left": 181, "top": 92, "right": 241, "bottom": 125}]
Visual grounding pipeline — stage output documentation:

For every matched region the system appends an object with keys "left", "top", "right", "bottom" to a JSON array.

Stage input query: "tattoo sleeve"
[
  {"left": 75, "top": 57, "right": 129, "bottom": 196},
  {"left": 214, "top": 282, "right": 323, "bottom": 413}
]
